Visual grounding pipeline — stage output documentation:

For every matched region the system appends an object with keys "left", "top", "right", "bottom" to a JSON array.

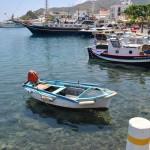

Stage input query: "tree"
[
  {"left": 47, "top": 15, "right": 55, "bottom": 21},
  {"left": 21, "top": 11, "right": 38, "bottom": 20},
  {"left": 124, "top": 4, "right": 150, "bottom": 33},
  {"left": 147, "top": 4, "right": 150, "bottom": 27}
]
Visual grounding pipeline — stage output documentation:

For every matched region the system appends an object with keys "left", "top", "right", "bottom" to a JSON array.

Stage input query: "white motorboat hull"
[
  {"left": 0, "top": 23, "right": 23, "bottom": 28},
  {"left": 88, "top": 48, "right": 150, "bottom": 67},
  {"left": 23, "top": 71, "right": 117, "bottom": 109},
  {"left": 25, "top": 88, "right": 113, "bottom": 109}
]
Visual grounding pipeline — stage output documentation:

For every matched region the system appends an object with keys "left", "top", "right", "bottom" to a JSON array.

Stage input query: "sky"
[{"left": 0, "top": 0, "right": 87, "bottom": 21}]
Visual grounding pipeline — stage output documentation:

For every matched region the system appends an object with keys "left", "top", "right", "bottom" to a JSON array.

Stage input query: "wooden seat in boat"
[
  {"left": 36, "top": 84, "right": 50, "bottom": 90},
  {"left": 52, "top": 87, "right": 66, "bottom": 94}
]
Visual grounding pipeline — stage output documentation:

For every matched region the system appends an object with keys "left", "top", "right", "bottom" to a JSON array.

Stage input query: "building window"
[
  {"left": 116, "top": 50, "right": 119, "bottom": 54},
  {"left": 118, "top": 7, "right": 121, "bottom": 16},
  {"left": 111, "top": 40, "right": 121, "bottom": 48},
  {"left": 129, "top": 50, "right": 132, "bottom": 54}
]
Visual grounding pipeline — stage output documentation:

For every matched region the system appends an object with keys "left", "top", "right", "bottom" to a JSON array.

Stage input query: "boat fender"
[
  {"left": 28, "top": 70, "right": 39, "bottom": 84},
  {"left": 79, "top": 100, "right": 95, "bottom": 105},
  {"left": 41, "top": 95, "right": 55, "bottom": 102}
]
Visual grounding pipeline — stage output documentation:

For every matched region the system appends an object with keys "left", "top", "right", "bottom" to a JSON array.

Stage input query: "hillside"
[{"left": 34, "top": 0, "right": 150, "bottom": 16}]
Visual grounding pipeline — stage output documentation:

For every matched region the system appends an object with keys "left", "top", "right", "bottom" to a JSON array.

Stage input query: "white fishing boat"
[
  {"left": 88, "top": 34, "right": 150, "bottom": 67},
  {"left": 23, "top": 71, "right": 117, "bottom": 109}
]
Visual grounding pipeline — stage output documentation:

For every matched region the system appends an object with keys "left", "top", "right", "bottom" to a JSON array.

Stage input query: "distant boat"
[
  {"left": 23, "top": 70, "right": 117, "bottom": 109},
  {"left": 0, "top": 20, "right": 23, "bottom": 28},
  {"left": 22, "top": 0, "right": 95, "bottom": 36},
  {"left": 22, "top": 20, "right": 95, "bottom": 37}
]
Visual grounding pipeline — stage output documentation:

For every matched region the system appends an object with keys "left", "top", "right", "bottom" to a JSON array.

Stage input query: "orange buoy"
[{"left": 27, "top": 70, "right": 39, "bottom": 84}]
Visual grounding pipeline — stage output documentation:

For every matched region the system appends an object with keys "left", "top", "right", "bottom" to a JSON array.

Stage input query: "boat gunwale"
[
  {"left": 23, "top": 83, "right": 78, "bottom": 103},
  {"left": 77, "top": 88, "right": 108, "bottom": 100},
  {"left": 39, "top": 80, "right": 109, "bottom": 99},
  {"left": 40, "top": 79, "right": 100, "bottom": 88},
  {"left": 40, "top": 80, "right": 113, "bottom": 100},
  {"left": 23, "top": 81, "right": 113, "bottom": 102}
]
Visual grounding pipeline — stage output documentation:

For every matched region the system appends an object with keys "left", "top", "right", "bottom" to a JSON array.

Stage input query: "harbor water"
[{"left": 0, "top": 28, "right": 149, "bottom": 150}]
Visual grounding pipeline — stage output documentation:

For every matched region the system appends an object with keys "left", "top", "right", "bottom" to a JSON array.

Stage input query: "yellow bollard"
[{"left": 126, "top": 117, "right": 150, "bottom": 150}]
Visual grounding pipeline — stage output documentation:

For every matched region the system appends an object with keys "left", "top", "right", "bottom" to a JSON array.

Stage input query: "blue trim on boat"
[
  {"left": 78, "top": 88, "right": 107, "bottom": 100},
  {"left": 40, "top": 79, "right": 99, "bottom": 88},
  {"left": 23, "top": 84, "right": 78, "bottom": 103},
  {"left": 78, "top": 88, "right": 92, "bottom": 98}
]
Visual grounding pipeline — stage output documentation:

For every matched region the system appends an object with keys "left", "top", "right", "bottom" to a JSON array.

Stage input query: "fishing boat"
[
  {"left": 87, "top": 34, "right": 150, "bottom": 67},
  {"left": 23, "top": 71, "right": 117, "bottom": 109}
]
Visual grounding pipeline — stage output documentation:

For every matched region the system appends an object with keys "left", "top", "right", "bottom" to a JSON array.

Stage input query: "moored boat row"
[
  {"left": 18, "top": 0, "right": 150, "bottom": 110},
  {"left": 22, "top": 26, "right": 150, "bottom": 109},
  {"left": 87, "top": 31, "right": 150, "bottom": 67}
]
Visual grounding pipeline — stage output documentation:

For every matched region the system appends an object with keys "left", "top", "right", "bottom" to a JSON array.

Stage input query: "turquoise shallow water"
[{"left": 0, "top": 28, "right": 149, "bottom": 150}]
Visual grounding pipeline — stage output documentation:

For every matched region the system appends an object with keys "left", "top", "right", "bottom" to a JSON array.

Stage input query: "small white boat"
[
  {"left": 23, "top": 71, "right": 117, "bottom": 109},
  {"left": 0, "top": 20, "right": 23, "bottom": 28}
]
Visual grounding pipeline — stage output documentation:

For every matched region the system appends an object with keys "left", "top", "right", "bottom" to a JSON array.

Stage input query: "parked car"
[{"left": 131, "top": 25, "right": 140, "bottom": 30}]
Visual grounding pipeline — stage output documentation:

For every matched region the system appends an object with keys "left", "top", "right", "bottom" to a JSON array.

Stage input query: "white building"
[
  {"left": 99, "top": 8, "right": 110, "bottom": 19},
  {"left": 110, "top": 0, "right": 132, "bottom": 21},
  {"left": 73, "top": 10, "right": 89, "bottom": 20},
  {"left": 121, "top": 0, "right": 133, "bottom": 11},
  {"left": 110, "top": 4, "right": 122, "bottom": 20}
]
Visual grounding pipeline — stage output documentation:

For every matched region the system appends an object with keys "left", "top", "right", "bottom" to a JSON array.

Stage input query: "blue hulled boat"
[{"left": 23, "top": 23, "right": 94, "bottom": 37}]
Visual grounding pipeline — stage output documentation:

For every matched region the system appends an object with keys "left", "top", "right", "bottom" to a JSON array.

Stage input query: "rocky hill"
[{"left": 34, "top": 0, "right": 150, "bottom": 15}]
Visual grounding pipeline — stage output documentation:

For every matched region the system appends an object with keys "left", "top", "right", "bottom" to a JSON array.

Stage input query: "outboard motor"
[{"left": 27, "top": 70, "right": 39, "bottom": 84}]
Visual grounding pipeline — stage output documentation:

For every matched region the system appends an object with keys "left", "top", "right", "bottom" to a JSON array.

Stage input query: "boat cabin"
[
  {"left": 95, "top": 33, "right": 108, "bottom": 41},
  {"left": 81, "top": 20, "right": 95, "bottom": 28},
  {"left": 108, "top": 37, "right": 141, "bottom": 56},
  {"left": 122, "top": 35, "right": 150, "bottom": 45},
  {"left": 108, "top": 36, "right": 150, "bottom": 56}
]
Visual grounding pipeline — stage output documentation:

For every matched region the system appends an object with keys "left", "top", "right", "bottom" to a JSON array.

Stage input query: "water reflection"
[
  {"left": 88, "top": 59, "right": 149, "bottom": 71},
  {"left": 26, "top": 98, "right": 111, "bottom": 128},
  {"left": 88, "top": 60, "right": 150, "bottom": 84}
]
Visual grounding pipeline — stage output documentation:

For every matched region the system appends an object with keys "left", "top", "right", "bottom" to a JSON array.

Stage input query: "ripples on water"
[{"left": 0, "top": 28, "right": 149, "bottom": 150}]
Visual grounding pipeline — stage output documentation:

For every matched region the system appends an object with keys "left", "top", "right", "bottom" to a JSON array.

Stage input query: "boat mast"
[
  {"left": 91, "top": 0, "right": 96, "bottom": 18},
  {"left": 45, "top": 0, "right": 48, "bottom": 24}
]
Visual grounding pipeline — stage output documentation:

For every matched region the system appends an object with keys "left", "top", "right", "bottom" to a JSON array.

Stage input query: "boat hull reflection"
[{"left": 26, "top": 98, "right": 111, "bottom": 126}]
